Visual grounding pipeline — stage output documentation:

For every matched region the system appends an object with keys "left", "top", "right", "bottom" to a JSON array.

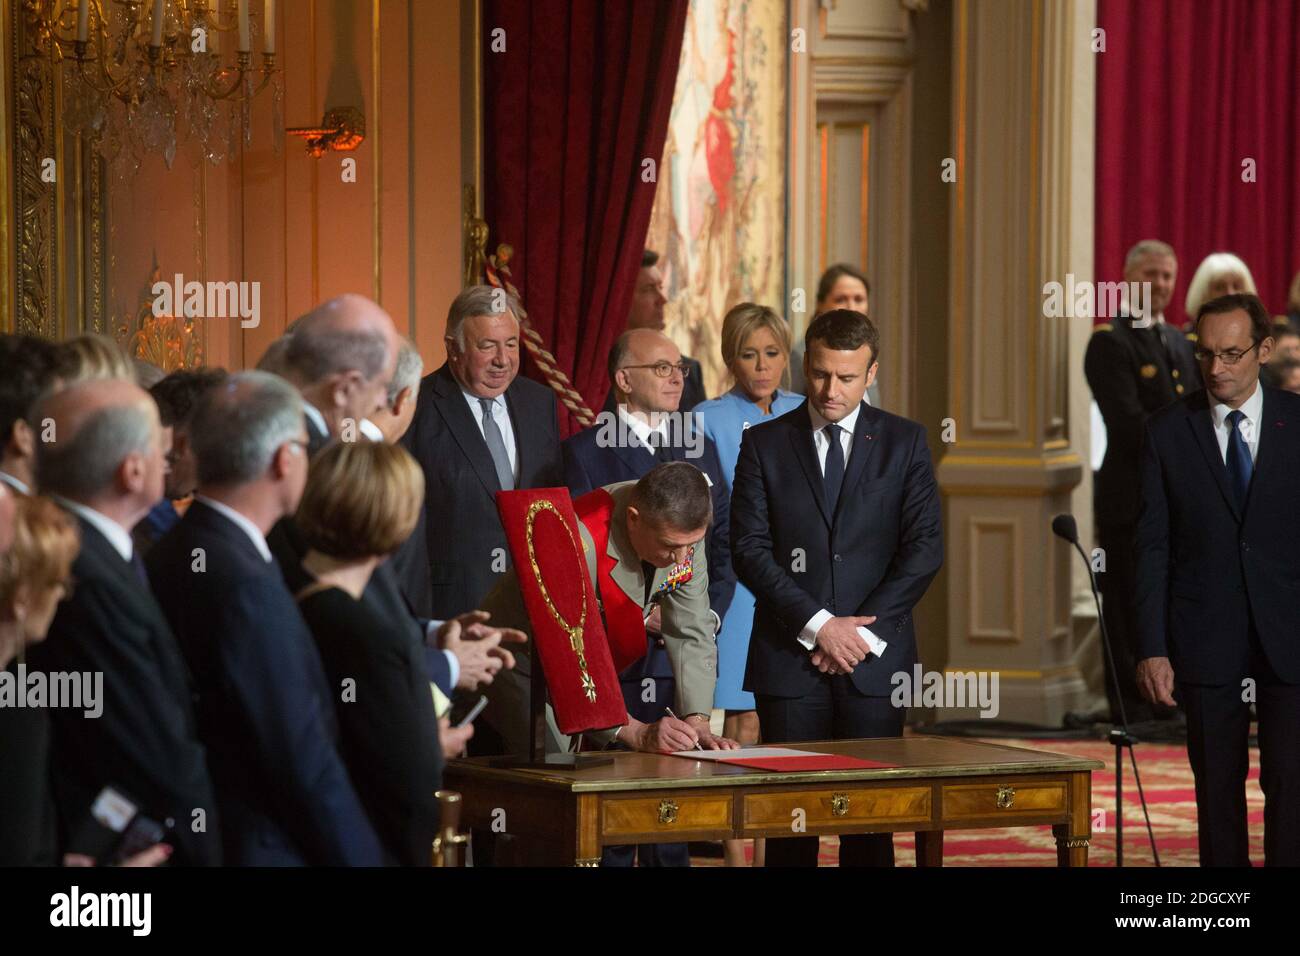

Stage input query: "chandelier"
[{"left": 24, "top": 0, "right": 282, "bottom": 177}]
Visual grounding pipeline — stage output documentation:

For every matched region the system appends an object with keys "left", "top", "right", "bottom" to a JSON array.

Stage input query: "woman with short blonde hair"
[
  {"left": 296, "top": 439, "right": 423, "bottom": 560},
  {"left": 0, "top": 495, "right": 79, "bottom": 866},
  {"left": 293, "top": 440, "right": 443, "bottom": 866},
  {"left": 1184, "top": 252, "right": 1257, "bottom": 322},
  {"left": 59, "top": 333, "right": 137, "bottom": 385}
]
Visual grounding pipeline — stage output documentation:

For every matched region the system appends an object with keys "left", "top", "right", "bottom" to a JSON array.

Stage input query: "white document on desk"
[{"left": 671, "top": 747, "right": 823, "bottom": 760}]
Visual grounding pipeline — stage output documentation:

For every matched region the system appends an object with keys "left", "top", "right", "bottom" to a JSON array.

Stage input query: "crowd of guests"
[
  {"left": 8, "top": 237, "right": 1286, "bottom": 869},
  {"left": 0, "top": 256, "right": 885, "bottom": 868}
]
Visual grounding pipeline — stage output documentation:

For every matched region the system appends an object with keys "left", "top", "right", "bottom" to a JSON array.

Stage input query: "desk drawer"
[
  {"left": 601, "top": 793, "right": 733, "bottom": 839},
  {"left": 942, "top": 781, "right": 1066, "bottom": 822},
  {"left": 744, "top": 786, "right": 931, "bottom": 833}
]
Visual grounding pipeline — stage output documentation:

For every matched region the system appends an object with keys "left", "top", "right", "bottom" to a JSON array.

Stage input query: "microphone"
[
  {"left": 1050, "top": 511, "right": 1160, "bottom": 866},
  {"left": 1051, "top": 513, "right": 1078, "bottom": 544}
]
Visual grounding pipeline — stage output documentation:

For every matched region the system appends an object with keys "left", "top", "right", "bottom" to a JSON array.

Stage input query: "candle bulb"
[
  {"left": 151, "top": 0, "right": 164, "bottom": 47},
  {"left": 76, "top": 0, "right": 89, "bottom": 43},
  {"left": 263, "top": 0, "right": 275, "bottom": 55},
  {"left": 238, "top": 0, "right": 250, "bottom": 52}
]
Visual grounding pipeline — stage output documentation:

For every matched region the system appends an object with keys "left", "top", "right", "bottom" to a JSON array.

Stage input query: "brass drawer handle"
[
  {"left": 996, "top": 786, "right": 1015, "bottom": 809},
  {"left": 658, "top": 799, "right": 679, "bottom": 825},
  {"left": 830, "top": 793, "right": 850, "bottom": 817}
]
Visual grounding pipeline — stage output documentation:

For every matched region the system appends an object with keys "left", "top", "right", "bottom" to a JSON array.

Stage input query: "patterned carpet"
[{"left": 695, "top": 736, "right": 1266, "bottom": 867}]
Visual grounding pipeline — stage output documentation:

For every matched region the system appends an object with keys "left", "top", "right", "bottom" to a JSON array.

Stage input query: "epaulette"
[{"left": 1092, "top": 323, "right": 1113, "bottom": 333}]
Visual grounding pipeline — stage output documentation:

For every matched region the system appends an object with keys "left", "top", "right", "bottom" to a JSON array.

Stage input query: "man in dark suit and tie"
[
  {"left": 600, "top": 250, "right": 706, "bottom": 414},
  {"left": 1135, "top": 293, "right": 1300, "bottom": 866},
  {"left": 149, "top": 371, "right": 384, "bottom": 865},
  {"left": 1086, "top": 239, "right": 1200, "bottom": 728},
  {"left": 404, "top": 285, "right": 564, "bottom": 624},
  {"left": 29, "top": 378, "right": 221, "bottom": 865},
  {"left": 731, "top": 309, "right": 943, "bottom": 867}
]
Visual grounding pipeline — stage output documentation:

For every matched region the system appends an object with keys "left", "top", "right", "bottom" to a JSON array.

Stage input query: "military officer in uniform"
[{"left": 1085, "top": 239, "right": 1199, "bottom": 728}]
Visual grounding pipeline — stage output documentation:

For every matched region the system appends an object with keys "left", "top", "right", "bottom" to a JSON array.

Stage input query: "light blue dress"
[{"left": 694, "top": 386, "right": 806, "bottom": 710}]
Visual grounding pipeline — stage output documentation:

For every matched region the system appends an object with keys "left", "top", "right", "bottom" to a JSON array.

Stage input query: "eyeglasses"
[
  {"left": 1193, "top": 342, "right": 1259, "bottom": 366},
  {"left": 619, "top": 362, "right": 691, "bottom": 379}
]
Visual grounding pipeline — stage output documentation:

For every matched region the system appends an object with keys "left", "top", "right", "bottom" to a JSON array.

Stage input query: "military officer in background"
[{"left": 1084, "top": 239, "right": 1199, "bottom": 731}]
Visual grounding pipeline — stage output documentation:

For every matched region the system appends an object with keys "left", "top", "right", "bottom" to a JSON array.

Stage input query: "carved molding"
[{"left": 6, "top": 0, "right": 108, "bottom": 340}]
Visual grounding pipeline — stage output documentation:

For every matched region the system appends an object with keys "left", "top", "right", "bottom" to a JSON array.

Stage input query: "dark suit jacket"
[
  {"left": 730, "top": 402, "right": 943, "bottom": 698},
  {"left": 601, "top": 355, "right": 706, "bottom": 415},
  {"left": 562, "top": 419, "right": 735, "bottom": 621},
  {"left": 31, "top": 517, "right": 221, "bottom": 866},
  {"left": 403, "top": 363, "right": 563, "bottom": 618},
  {"left": 0, "top": 671, "right": 58, "bottom": 865},
  {"left": 1086, "top": 315, "right": 1201, "bottom": 526},
  {"left": 1135, "top": 387, "right": 1300, "bottom": 684},
  {"left": 298, "top": 587, "right": 442, "bottom": 866},
  {"left": 148, "top": 502, "right": 384, "bottom": 866}
]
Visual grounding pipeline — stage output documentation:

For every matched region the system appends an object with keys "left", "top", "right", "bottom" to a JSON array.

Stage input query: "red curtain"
[
  {"left": 1096, "top": 0, "right": 1300, "bottom": 329},
  {"left": 482, "top": 0, "right": 688, "bottom": 436}
]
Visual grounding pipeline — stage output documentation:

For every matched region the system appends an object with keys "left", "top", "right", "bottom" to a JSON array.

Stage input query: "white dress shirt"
[
  {"left": 1210, "top": 381, "right": 1263, "bottom": 466},
  {"left": 795, "top": 401, "right": 883, "bottom": 656},
  {"left": 194, "top": 495, "right": 273, "bottom": 562},
  {"left": 461, "top": 390, "right": 518, "bottom": 478},
  {"left": 617, "top": 406, "right": 669, "bottom": 455},
  {"left": 55, "top": 498, "right": 134, "bottom": 562}
]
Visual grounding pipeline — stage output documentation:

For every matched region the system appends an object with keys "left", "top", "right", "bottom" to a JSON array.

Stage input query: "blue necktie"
[
  {"left": 823, "top": 423, "right": 845, "bottom": 513},
  {"left": 130, "top": 550, "right": 150, "bottom": 587},
  {"left": 1226, "top": 409, "right": 1253, "bottom": 508}
]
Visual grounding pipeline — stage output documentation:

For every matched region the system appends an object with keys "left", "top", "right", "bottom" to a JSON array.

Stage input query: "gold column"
[{"left": 936, "top": 0, "right": 1096, "bottom": 725}]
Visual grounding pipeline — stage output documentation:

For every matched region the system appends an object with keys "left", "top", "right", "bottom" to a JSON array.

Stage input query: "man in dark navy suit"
[
  {"left": 403, "top": 285, "right": 562, "bottom": 695},
  {"left": 1135, "top": 293, "right": 1300, "bottom": 866},
  {"left": 31, "top": 379, "right": 220, "bottom": 866},
  {"left": 564, "top": 328, "right": 734, "bottom": 867},
  {"left": 731, "top": 309, "right": 943, "bottom": 867},
  {"left": 149, "top": 371, "right": 383, "bottom": 865}
]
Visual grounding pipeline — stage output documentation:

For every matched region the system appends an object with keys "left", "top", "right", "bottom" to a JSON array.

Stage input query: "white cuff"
[
  {"left": 425, "top": 619, "right": 445, "bottom": 646},
  {"left": 798, "top": 609, "right": 834, "bottom": 651},
  {"left": 443, "top": 649, "right": 460, "bottom": 690}
]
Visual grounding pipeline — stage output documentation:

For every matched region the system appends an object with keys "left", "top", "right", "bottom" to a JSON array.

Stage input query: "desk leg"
[
  {"left": 1054, "top": 771, "right": 1092, "bottom": 867},
  {"left": 574, "top": 794, "right": 601, "bottom": 867},
  {"left": 915, "top": 830, "right": 943, "bottom": 866}
]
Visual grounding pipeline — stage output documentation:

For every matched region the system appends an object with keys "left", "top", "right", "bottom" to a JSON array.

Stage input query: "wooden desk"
[{"left": 444, "top": 736, "right": 1104, "bottom": 866}]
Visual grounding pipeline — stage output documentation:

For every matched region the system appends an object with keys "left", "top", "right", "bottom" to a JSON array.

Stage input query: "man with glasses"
[
  {"left": 1084, "top": 239, "right": 1198, "bottom": 732},
  {"left": 1135, "top": 293, "right": 1300, "bottom": 865},
  {"left": 561, "top": 329, "right": 734, "bottom": 866}
]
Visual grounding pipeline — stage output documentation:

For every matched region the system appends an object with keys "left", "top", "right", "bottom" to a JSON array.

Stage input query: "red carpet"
[{"left": 696, "top": 737, "right": 1266, "bottom": 867}]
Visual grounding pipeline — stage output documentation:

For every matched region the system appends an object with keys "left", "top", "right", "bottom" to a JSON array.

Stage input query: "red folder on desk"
[{"left": 719, "top": 755, "right": 896, "bottom": 772}]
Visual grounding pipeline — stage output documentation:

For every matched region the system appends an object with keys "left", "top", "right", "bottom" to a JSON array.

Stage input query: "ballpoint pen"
[{"left": 665, "top": 707, "right": 703, "bottom": 751}]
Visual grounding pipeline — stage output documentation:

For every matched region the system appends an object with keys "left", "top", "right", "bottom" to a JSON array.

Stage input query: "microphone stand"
[{"left": 1066, "top": 535, "right": 1161, "bottom": 867}]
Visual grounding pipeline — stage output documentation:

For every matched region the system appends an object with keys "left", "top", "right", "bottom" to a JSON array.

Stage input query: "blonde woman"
[
  {"left": 59, "top": 333, "right": 137, "bottom": 385},
  {"left": 294, "top": 439, "right": 453, "bottom": 866},
  {"left": 694, "top": 303, "right": 805, "bottom": 866},
  {"left": 1184, "top": 253, "right": 1257, "bottom": 326}
]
